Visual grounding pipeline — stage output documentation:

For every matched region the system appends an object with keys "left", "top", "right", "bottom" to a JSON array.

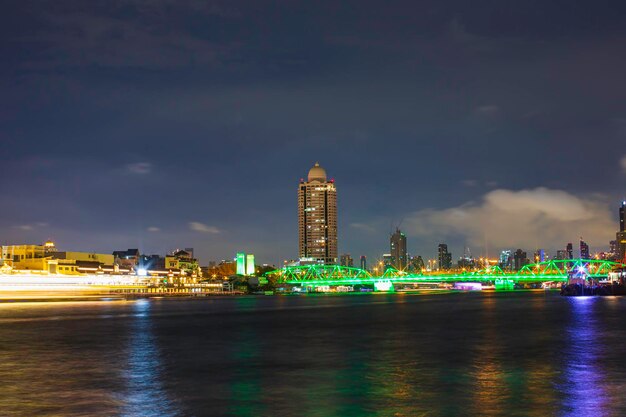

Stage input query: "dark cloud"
[{"left": 1, "top": 0, "right": 625, "bottom": 263}]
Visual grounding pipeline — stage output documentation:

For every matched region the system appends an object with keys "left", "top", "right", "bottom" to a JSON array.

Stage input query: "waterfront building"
[
  {"left": 566, "top": 243, "right": 574, "bottom": 260},
  {"left": 621, "top": 201, "right": 625, "bottom": 232},
  {"left": 438, "top": 244, "right": 452, "bottom": 270},
  {"left": 298, "top": 162, "right": 338, "bottom": 264},
  {"left": 390, "top": 228, "right": 407, "bottom": 270},
  {"left": 166, "top": 249, "right": 200, "bottom": 279},
  {"left": 1, "top": 243, "right": 118, "bottom": 275},
  {"left": 340, "top": 253, "right": 354, "bottom": 267},
  {"left": 360, "top": 255, "right": 367, "bottom": 271},
  {"left": 113, "top": 248, "right": 140, "bottom": 269},
  {"left": 579, "top": 239, "right": 590, "bottom": 260}
]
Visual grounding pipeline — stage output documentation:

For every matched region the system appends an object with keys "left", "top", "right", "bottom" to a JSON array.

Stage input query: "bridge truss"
[{"left": 266, "top": 259, "right": 625, "bottom": 288}]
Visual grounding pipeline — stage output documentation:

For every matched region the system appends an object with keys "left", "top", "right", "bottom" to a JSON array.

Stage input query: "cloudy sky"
[{"left": 2, "top": 0, "right": 625, "bottom": 265}]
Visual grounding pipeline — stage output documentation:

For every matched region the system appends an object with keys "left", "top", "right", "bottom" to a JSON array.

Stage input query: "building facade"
[
  {"left": 390, "top": 228, "right": 407, "bottom": 270},
  {"left": 438, "top": 244, "right": 452, "bottom": 270},
  {"left": 340, "top": 253, "right": 354, "bottom": 267},
  {"left": 298, "top": 162, "right": 338, "bottom": 264}
]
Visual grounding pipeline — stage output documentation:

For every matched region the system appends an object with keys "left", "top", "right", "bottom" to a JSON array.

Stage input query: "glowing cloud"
[
  {"left": 189, "top": 222, "right": 220, "bottom": 234},
  {"left": 405, "top": 188, "right": 614, "bottom": 250}
]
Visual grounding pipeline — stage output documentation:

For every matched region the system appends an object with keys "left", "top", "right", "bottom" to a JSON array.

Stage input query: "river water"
[{"left": 1, "top": 291, "right": 625, "bottom": 416}]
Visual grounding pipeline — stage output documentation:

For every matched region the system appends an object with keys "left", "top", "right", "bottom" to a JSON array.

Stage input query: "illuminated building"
[
  {"left": 579, "top": 239, "right": 590, "bottom": 260},
  {"left": 235, "top": 252, "right": 256, "bottom": 276},
  {"left": 360, "top": 255, "right": 367, "bottom": 270},
  {"left": 617, "top": 231, "right": 626, "bottom": 263},
  {"left": 340, "top": 253, "right": 354, "bottom": 267},
  {"left": 534, "top": 249, "right": 546, "bottom": 263},
  {"left": 438, "top": 244, "right": 452, "bottom": 270},
  {"left": 390, "top": 228, "right": 407, "bottom": 270},
  {"left": 620, "top": 201, "right": 625, "bottom": 232},
  {"left": 165, "top": 249, "right": 199, "bottom": 279},
  {"left": 246, "top": 254, "right": 255, "bottom": 275},
  {"left": 382, "top": 253, "right": 393, "bottom": 271},
  {"left": 298, "top": 162, "right": 338, "bottom": 264},
  {"left": 113, "top": 248, "right": 140, "bottom": 269},
  {"left": 566, "top": 243, "right": 574, "bottom": 260},
  {"left": 499, "top": 250, "right": 512, "bottom": 270},
  {"left": 1, "top": 243, "right": 113, "bottom": 275}
]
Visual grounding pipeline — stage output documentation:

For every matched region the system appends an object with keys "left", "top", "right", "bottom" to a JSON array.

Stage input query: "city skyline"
[{"left": 2, "top": 1, "right": 626, "bottom": 264}]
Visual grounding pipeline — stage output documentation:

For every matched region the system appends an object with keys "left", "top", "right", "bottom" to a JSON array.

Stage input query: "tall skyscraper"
[
  {"left": 298, "top": 162, "right": 338, "bottom": 264},
  {"left": 360, "top": 255, "right": 367, "bottom": 271},
  {"left": 566, "top": 243, "right": 574, "bottom": 260},
  {"left": 616, "top": 201, "right": 626, "bottom": 263},
  {"left": 390, "top": 228, "right": 407, "bottom": 270},
  {"left": 579, "top": 239, "right": 590, "bottom": 260},
  {"left": 438, "top": 244, "right": 452, "bottom": 270}
]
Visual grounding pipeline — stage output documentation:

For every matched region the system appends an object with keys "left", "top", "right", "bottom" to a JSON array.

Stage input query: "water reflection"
[
  {"left": 560, "top": 297, "right": 607, "bottom": 416},
  {"left": 121, "top": 300, "right": 176, "bottom": 416}
]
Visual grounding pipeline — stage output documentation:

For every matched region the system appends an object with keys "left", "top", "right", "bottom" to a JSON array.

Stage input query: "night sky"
[{"left": 2, "top": 0, "right": 625, "bottom": 265}]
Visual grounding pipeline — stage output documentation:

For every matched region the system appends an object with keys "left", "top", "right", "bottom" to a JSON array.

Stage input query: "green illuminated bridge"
[{"left": 265, "top": 259, "right": 625, "bottom": 291}]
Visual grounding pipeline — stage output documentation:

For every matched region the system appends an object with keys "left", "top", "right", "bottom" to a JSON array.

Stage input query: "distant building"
[
  {"left": 298, "top": 162, "right": 338, "bottom": 264},
  {"left": 390, "top": 228, "right": 407, "bottom": 270},
  {"left": 382, "top": 253, "right": 394, "bottom": 271},
  {"left": 617, "top": 201, "right": 626, "bottom": 263},
  {"left": 579, "top": 239, "right": 590, "bottom": 260},
  {"left": 556, "top": 250, "right": 568, "bottom": 260},
  {"left": 566, "top": 243, "right": 574, "bottom": 260},
  {"left": 360, "top": 255, "right": 367, "bottom": 271},
  {"left": 513, "top": 249, "right": 529, "bottom": 270},
  {"left": 408, "top": 255, "right": 425, "bottom": 272},
  {"left": 617, "top": 232, "right": 626, "bottom": 263},
  {"left": 235, "top": 252, "right": 256, "bottom": 276},
  {"left": 340, "top": 253, "right": 354, "bottom": 267},
  {"left": 438, "top": 244, "right": 452, "bottom": 270},
  {"left": 499, "top": 250, "right": 512, "bottom": 270},
  {"left": 534, "top": 249, "right": 546, "bottom": 263}
]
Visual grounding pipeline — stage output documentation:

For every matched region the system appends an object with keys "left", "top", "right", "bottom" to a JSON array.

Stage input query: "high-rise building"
[
  {"left": 513, "top": 249, "right": 529, "bottom": 270},
  {"left": 360, "top": 255, "right": 367, "bottom": 271},
  {"left": 340, "top": 253, "right": 354, "bottom": 267},
  {"left": 534, "top": 249, "right": 546, "bottom": 263},
  {"left": 382, "top": 254, "right": 394, "bottom": 270},
  {"left": 390, "top": 228, "right": 407, "bottom": 270},
  {"left": 616, "top": 201, "right": 626, "bottom": 263},
  {"left": 556, "top": 250, "right": 568, "bottom": 260},
  {"left": 438, "top": 244, "right": 452, "bottom": 270},
  {"left": 617, "top": 231, "right": 626, "bottom": 263},
  {"left": 408, "top": 255, "right": 425, "bottom": 272},
  {"left": 579, "top": 239, "right": 590, "bottom": 260},
  {"left": 566, "top": 243, "right": 574, "bottom": 260},
  {"left": 298, "top": 162, "right": 338, "bottom": 264},
  {"left": 499, "top": 250, "right": 512, "bottom": 270}
]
